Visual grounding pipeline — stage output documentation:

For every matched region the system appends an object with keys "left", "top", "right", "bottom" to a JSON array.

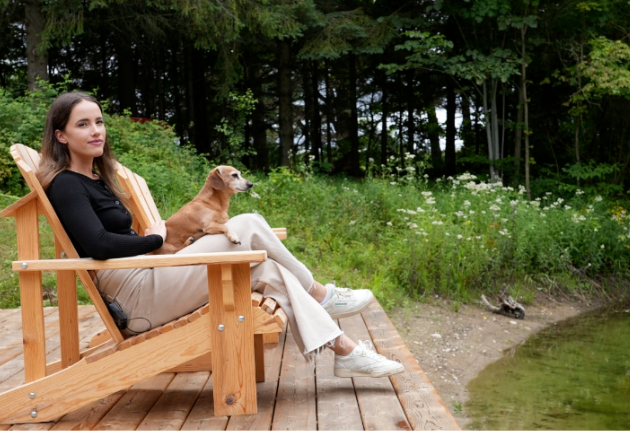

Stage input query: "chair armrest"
[{"left": 13, "top": 250, "right": 267, "bottom": 272}]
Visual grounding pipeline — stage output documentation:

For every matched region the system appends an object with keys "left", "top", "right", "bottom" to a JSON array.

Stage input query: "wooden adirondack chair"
[{"left": 0, "top": 143, "right": 287, "bottom": 424}]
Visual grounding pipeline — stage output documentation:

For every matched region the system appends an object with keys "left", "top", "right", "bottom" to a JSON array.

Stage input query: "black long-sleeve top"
[{"left": 47, "top": 170, "right": 163, "bottom": 260}]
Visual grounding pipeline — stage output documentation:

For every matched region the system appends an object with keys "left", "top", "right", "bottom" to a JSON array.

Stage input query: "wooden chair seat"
[{"left": 0, "top": 143, "right": 287, "bottom": 424}]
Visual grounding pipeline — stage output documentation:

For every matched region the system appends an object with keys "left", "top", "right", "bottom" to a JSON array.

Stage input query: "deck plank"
[
  {"left": 271, "top": 327, "right": 317, "bottom": 431},
  {"left": 137, "top": 371, "right": 209, "bottom": 431},
  {"left": 179, "top": 374, "right": 229, "bottom": 431},
  {"left": 0, "top": 309, "right": 23, "bottom": 327},
  {"left": 315, "top": 334, "right": 364, "bottom": 431},
  {"left": 0, "top": 311, "right": 105, "bottom": 392},
  {"left": 0, "top": 308, "right": 58, "bottom": 366},
  {"left": 50, "top": 390, "right": 127, "bottom": 430},
  {"left": 7, "top": 424, "right": 54, "bottom": 431},
  {"left": 92, "top": 373, "right": 176, "bottom": 430},
  {"left": 361, "top": 303, "right": 461, "bottom": 431},
  {"left": 339, "top": 314, "right": 412, "bottom": 431}
]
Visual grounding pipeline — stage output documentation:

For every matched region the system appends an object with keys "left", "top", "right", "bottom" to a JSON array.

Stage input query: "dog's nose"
[{"left": 247, "top": 182, "right": 253, "bottom": 189}]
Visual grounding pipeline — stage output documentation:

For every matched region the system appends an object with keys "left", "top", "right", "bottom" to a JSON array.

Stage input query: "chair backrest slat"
[{"left": 115, "top": 164, "right": 161, "bottom": 234}]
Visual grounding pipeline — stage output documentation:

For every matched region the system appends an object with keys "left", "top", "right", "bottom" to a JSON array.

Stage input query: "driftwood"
[{"left": 481, "top": 294, "right": 525, "bottom": 319}]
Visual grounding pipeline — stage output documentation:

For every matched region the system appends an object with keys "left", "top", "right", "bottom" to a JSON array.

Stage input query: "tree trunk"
[
  {"left": 183, "top": 44, "right": 209, "bottom": 154},
  {"left": 99, "top": 33, "right": 109, "bottom": 101},
  {"left": 25, "top": 0, "right": 48, "bottom": 90},
  {"left": 380, "top": 71, "right": 388, "bottom": 167},
  {"left": 157, "top": 48, "right": 166, "bottom": 121},
  {"left": 191, "top": 48, "right": 209, "bottom": 154},
  {"left": 491, "top": 80, "right": 500, "bottom": 179},
  {"left": 461, "top": 92, "right": 473, "bottom": 150},
  {"left": 521, "top": 26, "right": 531, "bottom": 199},
  {"left": 445, "top": 84, "right": 456, "bottom": 177},
  {"left": 324, "top": 61, "right": 333, "bottom": 165},
  {"left": 427, "top": 104, "right": 443, "bottom": 176},
  {"left": 406, "top": 70, "right": 415, "bottom": 154},
  {"left": 348, "top": 53, "right": 360, "bottom": 176},
  {"left": 514, "top": 83, "right": 524, "bottom": 179},
  {"left": 251, "top": 62, "right": 269, "bottom": 172},
  {"left": 170, "top": 41, "right": 185, "bottom": 142},
  {"left": 116, "top": 40, "right": 136, "bottom": 115},
  {"left": 482, "top": 79, "right": 498, "bottom": 179},
  {"left": 310, "top": 61, "right": 322, "bottom": 163},
  {"left": 303, "top": 64, "right": 313, "bottom": 160},
  {"left": 278, "top": 39, "right": 293, "bottom": 167}
]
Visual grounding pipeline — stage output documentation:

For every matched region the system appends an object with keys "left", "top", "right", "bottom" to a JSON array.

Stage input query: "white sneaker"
[
  {"left": 334, "top": 340, "right": 405, "bottom": 378},
  {"left": 322, "top": 284, "right": 374, "bottom": 319}
]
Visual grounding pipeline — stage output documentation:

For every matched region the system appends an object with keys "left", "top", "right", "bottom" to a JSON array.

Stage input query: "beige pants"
[{"left": 96, "top": 213, "right": 343, "bottom": 356}]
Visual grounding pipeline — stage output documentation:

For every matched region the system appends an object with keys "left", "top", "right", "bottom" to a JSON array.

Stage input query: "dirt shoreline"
[{"left": 389, "top": 293, "right": 605, "bottom": 429}]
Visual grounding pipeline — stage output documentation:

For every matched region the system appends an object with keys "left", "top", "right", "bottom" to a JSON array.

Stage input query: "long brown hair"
[{"left": 37, "top": 92, "right": 129, "bottom": 207}]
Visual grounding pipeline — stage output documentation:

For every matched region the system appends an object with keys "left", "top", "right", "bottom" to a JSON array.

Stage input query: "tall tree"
[
  {"left": 278, "top": 38, "right": 293, "bottom": 167},
  {"left": 24, "top": 0, "right": 48, "bottom": 90}
]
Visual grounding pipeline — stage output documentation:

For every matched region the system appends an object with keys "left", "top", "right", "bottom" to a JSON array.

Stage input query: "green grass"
[{"left": 1, "top": 170, "right": 629, "bottom": 310}]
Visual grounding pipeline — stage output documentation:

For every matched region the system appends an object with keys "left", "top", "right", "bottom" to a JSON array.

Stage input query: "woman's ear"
[{"left": 55, "top": 130, "right": 67, "bottom": 144}]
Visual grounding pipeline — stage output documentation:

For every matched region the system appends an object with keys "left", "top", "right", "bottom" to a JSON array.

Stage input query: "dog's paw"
[{"left": 227, "top": 233, "right": 240, "bottom": 245}]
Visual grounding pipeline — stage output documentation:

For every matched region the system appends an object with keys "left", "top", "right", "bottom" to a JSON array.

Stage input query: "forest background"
[{"left": 1, "top": 0, "right": 630, "bottom": 308}]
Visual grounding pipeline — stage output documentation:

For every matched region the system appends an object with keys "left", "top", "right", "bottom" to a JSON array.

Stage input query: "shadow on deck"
[{"left": 0, "top": 301, "right": 460, "bottom": 431}]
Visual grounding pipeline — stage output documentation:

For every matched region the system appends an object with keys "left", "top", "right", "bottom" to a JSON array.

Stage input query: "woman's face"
[{"left": 55, "top": 100, "right": 106, "bottom": 164}]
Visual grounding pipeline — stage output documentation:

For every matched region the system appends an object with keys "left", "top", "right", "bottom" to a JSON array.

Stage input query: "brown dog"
[{"left": 157, "top": 165, "right": 253, "bottom": 254}]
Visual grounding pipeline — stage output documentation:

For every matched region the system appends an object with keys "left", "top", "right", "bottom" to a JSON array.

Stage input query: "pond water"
[{"left": 466, "top": 301, "right": 630, "bottom": 430}]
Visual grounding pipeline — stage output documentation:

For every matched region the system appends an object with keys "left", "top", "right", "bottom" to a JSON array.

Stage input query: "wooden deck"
[{"left": 0, "top": 301, "right": 460, "bottom": 431}]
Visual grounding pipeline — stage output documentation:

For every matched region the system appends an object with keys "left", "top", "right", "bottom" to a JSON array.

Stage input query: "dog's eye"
[{"left": 231, "top": 173, "right": 239, "bottom": 178}]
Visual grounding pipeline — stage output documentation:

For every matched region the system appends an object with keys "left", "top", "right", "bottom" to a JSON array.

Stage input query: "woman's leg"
[
  {"left": 180, "top": 214, "right": 374, "bottom": 317},
  {"left": 180, "top": 213, "right": 315, "bottom": 291},
  {"left": 97, "top": 251, "right": 404, "bottom": 377}
]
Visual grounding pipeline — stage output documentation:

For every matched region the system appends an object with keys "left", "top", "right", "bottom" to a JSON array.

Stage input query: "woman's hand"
[{"left": 145, "top": 220, "right": 167, "bottom": 242}]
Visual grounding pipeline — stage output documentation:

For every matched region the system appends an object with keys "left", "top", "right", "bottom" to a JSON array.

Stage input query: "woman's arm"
[{"left": 48, "top": 173, "right": 163, "bottom": 259}]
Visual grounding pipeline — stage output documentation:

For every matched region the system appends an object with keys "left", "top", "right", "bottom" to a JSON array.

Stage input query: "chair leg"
[
  {"left": 254, "top": 334, "right": 265, "bottom": 383},
  {"left": 207, "top": 263, "right": 258, "bottom": 416}
]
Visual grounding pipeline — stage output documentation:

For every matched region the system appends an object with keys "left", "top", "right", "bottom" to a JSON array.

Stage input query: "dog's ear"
[{"left": 209, "top": 167, "right": 227, "bottom": 190}]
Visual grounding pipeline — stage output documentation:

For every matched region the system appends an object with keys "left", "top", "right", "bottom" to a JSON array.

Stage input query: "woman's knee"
[{"left": 229, "top": 213, "right": 271, "bottom": 230}]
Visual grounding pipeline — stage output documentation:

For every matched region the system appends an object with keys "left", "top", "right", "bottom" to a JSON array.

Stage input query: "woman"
[{"left": 38, "top": 91, "right": 404, "bottom": 378}]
